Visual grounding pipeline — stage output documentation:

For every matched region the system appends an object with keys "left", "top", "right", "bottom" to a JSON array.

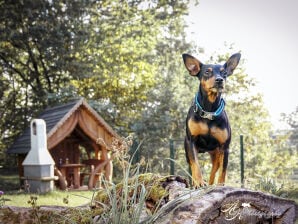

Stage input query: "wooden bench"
[{"left": 80, "top": 159, "right": 105, "bottom": 188}]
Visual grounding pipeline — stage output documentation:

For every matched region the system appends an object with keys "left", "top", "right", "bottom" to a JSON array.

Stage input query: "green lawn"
[
  {"left": 0, "top": 169, "right": 96, "bottom": 207},
  {"left": 3, "top": 190, "right": 96, "bottom": 207},
  {"left": 1, "top": 169, "right": 297, "bottom": 208}
]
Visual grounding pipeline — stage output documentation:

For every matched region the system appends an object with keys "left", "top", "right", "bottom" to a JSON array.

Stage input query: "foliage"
[
  {"left": 0, "top": 0, "right": 196, "bottom": 167},
  {"left": 1, "top": 134, "right": 298, "bottom": 223},
  {"left": 0, "top": 0, "right": 295, "bottom": 190},
  {"left": 94, "top": 135, "right": 157, "bottom": 223},
  {"left": 282, "top": 106, "right": 298, "bottom": 151},
  {"left": 0, "top": 191, "right": 11, "bottom": 207},
  {"left": 0, "top": 170, "right": 19, "bottom": 191},
  {"left": 94, "top": 171, "right": 149, "bottom": 223},
  {"left": 248, "top": 175, "right": 298, "bottom": 201},
  {"left": 0, "top": 0, "right": 91, "bottom": 165},
  {"left": 253, "top": 176, "right": 284, "bottom": 196},
  {"left": 74, "top": 0, "right": 194, "bottom": 137}
]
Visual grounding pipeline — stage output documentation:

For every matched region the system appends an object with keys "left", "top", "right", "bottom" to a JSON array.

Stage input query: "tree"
[
  {"left": 71, "top": 0, "right": 194, "bottom": 134},
  {"left": 0, "top": 0, "right": 96, "bottom": 165},
  {"left": 0, "top": 0, "right": 196, "bottom": 168},
  {"left": 282, "top": 107, "right": 298, "bottom": 151}
]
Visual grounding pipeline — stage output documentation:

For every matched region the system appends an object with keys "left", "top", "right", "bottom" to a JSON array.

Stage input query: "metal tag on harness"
[{"left": 200, "top": 111, "right": 214, "bottom": 120}]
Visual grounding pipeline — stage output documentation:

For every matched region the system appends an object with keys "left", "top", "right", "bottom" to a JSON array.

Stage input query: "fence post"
[
  {"left": 240, "top": 135, "right": 244, "bottom": 188},
  {"left": 130, "top": 139, "right": 140, "bottom": 164},
  {"left": 169, "top": 139, "right": 175, "bottom": 175}
]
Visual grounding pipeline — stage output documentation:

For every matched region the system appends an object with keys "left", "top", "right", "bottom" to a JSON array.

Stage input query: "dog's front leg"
[
  {"left": 208, "top": 148, "right": 221, "bottom": 185},
  {"left": 218, "top": 149, "right": 229, "bottom": 184},
  {"left": 184, "top": 137, "right": 206, "bottom": 187}
]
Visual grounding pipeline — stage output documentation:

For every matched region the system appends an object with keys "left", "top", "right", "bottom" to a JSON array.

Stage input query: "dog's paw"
[{"left": 192, "top": 179, "right": 207, "bottom": 188}]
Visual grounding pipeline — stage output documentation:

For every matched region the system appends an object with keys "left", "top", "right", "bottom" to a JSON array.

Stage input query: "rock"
[{"left": 149, "top": 186, "right": 298, "bottom": 224}]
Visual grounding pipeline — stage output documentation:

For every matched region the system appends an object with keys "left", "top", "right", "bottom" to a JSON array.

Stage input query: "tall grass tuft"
[
  {"left": 93, "top": 136, "right": 150, "bottom": 223},
  {"left": 253, "top": 176, "right": 284, "bottom": 195}
]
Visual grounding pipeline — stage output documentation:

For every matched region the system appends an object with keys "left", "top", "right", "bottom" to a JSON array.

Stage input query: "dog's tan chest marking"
[
  {"left": 210, "top": 126, "right": 228, "bottom": 144},
  {"left": 188, "top": 119, "right": 228, "bottom": 144},
  {"left": 188, "top": 119, "right": 208, "bottom": 136}
]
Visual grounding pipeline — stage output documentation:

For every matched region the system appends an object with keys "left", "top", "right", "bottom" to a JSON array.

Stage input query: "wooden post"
[
  {"left": 169, "top": 139, "right": 175, "bottom": 175},
  {"left": 240, "top": 135, "right": 244, "bottom": 188},
  {"left": 130, "top": 139, "right": 140, "bottom": 164}
]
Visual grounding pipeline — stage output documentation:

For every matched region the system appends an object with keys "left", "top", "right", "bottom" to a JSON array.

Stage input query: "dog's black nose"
[{"left": 215, "top": 77, "right": 224, "bottom": 83}]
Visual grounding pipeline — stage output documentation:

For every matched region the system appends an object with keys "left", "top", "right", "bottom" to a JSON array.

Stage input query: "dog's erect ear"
[
  {"left": 224, "top": 53, "right": 241, "bottom": 76},
  {"left": 182, "top": 54, "right": 202, "bottom": 76}
]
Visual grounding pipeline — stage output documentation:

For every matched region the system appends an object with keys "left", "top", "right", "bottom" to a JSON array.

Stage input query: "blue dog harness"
[{"left": 194, "top": 93, "right": 225, "bottom": 120}]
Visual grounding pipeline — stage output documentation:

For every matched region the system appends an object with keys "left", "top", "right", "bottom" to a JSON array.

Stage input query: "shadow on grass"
[{"left": 0, "top": 168, "right": 20, "bottom": 192}]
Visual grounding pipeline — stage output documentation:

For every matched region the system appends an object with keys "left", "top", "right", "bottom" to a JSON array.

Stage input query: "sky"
[{"left": 186, "top": 0, "right": 298, "bottom": 129}]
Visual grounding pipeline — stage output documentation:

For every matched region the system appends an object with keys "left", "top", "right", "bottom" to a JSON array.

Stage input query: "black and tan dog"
[{"left": 182, "top": 53, "right": 241, "bottom": 187}]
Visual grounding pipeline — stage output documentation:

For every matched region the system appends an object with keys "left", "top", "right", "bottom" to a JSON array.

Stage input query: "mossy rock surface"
[
  {"left": 94, "top": 173, "right": 188, "bottom": 212},
  {"left": 0, "top": 206, "right": 92, "bottom": 224}
]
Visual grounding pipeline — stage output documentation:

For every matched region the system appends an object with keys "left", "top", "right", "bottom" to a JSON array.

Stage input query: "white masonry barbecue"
[{"left": 22, "top": 119, "right": 56, "bottom": 193}]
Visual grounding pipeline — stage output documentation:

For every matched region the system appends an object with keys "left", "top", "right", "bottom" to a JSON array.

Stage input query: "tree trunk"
[{"left": 150, "top": 186, "right": 298, "bottom": 224}]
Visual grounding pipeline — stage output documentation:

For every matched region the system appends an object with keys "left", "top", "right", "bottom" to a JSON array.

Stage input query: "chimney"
[{"left": 22, "top": 119, "right": 56, "bottom": 193}]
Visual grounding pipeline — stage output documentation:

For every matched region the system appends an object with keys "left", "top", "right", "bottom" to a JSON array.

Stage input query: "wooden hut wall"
[
  {"left": 77, "top": 108, "right": 114, "bottom": 147},
  {"left": 47, "top": 112, "right": 78, "bottom": 150}
]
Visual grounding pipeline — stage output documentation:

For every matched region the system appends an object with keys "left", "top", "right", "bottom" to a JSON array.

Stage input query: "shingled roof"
[{"left": 7, "top": 98, "right": 119, "bottom": 154}]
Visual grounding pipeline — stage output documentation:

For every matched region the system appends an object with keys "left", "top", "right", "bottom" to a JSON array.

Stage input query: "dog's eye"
[
  {"left": 221, "top": 70, "right": 227, "bottom": 77},
  {"left": 204, "top": 68, "right": 212, "bottom": 77}
]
